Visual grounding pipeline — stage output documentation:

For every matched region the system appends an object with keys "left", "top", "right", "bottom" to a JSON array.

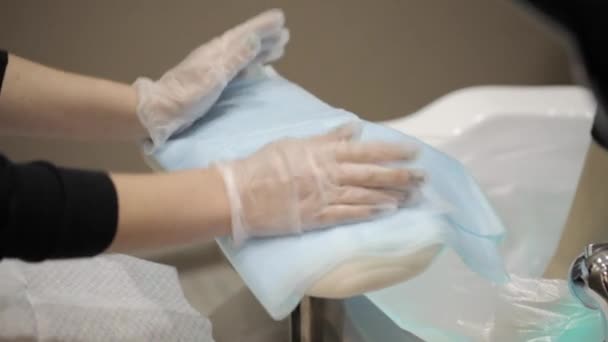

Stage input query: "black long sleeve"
[
  {"left": 0, "top": 50, "right": 118, "bottom": 261},
  {"left": 0, "top": 49, "right": 7, "bottom": 94}
]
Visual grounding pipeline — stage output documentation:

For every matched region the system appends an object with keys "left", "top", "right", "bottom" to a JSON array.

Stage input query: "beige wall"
[{"left": 0, "top": 0, "right": 571, "bottom": 172}]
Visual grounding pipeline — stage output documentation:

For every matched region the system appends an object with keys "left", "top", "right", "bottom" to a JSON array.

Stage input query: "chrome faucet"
[{"left": 569, "top": 243, "right": 608, "bottom": 338}]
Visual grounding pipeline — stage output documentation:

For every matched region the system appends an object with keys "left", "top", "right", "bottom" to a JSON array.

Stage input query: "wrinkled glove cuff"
[{"left": 215, "top": 162, "right": 249, "bottom": 246}]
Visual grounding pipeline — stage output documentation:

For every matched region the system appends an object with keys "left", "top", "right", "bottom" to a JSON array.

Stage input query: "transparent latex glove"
[
  {"left": 216, "top": 123, "right": 426, "bottom": 245},
  {"left": 134, "top": 9, "right": 289, "bottom": 151}
]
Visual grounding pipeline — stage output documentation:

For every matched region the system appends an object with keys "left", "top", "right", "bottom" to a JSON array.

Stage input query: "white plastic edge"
[{"left": 380, "top": 85, "right": 596, "bottom": 146}]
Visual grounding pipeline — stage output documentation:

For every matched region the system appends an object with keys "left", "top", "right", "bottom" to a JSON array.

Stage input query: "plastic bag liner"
[
  {"left": 344, "top": 276, "right": 603, "bottom": 341},
  {"left": 0, "top": 254, "right": 213, "bottom": 341},
  {"left": 149, "top": 66, "right": 506, "bottom": 320},
  {"left": 365, "top": 94, "right": 597, "bottom": 339},
  {"left": 490, "top": 276, "right": 603, "bottom": 341}
]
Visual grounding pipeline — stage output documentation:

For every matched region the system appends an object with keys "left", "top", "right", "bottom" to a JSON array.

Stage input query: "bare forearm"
[
  {"left": 0, "top": 54, "right": 146, "bottom": 140},
  {"left": 108, "top": 168, "right": 232, "bottom": 252}
]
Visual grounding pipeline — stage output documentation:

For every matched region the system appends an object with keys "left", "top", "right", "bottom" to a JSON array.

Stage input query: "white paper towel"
[{"left": 0, "top": 254, "right": 213, "bottom": 341}]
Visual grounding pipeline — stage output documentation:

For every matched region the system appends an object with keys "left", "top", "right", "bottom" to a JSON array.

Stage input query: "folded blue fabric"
[{"left": 149, "top": 66, "right": 507, "bottom": 320}]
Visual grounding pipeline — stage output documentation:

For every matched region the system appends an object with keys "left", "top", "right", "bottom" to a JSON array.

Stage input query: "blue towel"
[{"left": 149, "top": 66, "right": 506, "bottom": 320}]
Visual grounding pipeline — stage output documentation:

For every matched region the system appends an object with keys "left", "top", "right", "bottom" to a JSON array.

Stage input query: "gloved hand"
[
  {"left": 216, "top": 123, "right": 426, "bottom": 244},
  {"left": 134, "top": 9, "right": 289, "bottom": 150}
]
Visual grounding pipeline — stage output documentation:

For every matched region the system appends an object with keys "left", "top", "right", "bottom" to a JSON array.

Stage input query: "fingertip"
[
  {"left": 258, "top": 30, "right": 289, "bottom": 64},
  {"left": 279, "top": 28, "right": 290, "bottom": 46},
  {"left": 380, "top": 143, "right": 418, "bottom": 161},
  {"left": 408, "top": 169, "right": 427, "bottom": 184},
  {"left": 253, "top": 8, "right": 286, "bottom": 33},
  {"left": 264, "top": 8, "right": 286, "bottom": 25},
  {"left": 334, "top": 121, "right": 363, "bottom": 141},
  {"left": 372, "top": 203, "right": 399, "bottom": 215},
  {"left": 312, "top": 122, "right": 357, "bottom": 143},
  {"left": 397, "top": 187, "right": 423, "bottom": 207},
  {"left": 401, "top": 145, "right": 419, "bottom": 160},
  {"left": 349, "top": 121, "right": 364, "bottom": 139},
  {"left": 230, "top": 9, "right": 286, "bottom": 42},
  {"left": 374, "top": 142, "right": 419, "bottom": 162}
]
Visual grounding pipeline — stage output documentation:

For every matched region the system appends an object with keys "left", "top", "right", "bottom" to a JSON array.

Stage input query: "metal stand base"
[{"left": 290, "top": 297, "right": 345, "bottom": 342}]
